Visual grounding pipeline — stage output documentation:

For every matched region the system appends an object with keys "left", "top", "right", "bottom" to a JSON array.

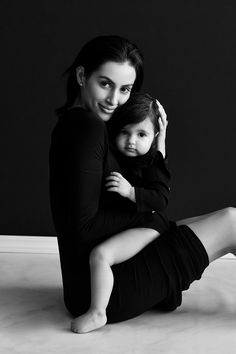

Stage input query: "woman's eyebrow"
[
  {"left": 98, "top": 76, "right": 133, "bottom": 87},
  {"left": 98, "top": 75, "right": 113, "bottom": 83}
]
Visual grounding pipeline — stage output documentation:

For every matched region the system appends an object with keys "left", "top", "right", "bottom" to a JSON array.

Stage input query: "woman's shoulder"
[
  {"left": 62, "top": 106, "right": 106, "bottom": 131},
  {"left": 54, "top": 107, "right": 108, "bottom": 148},
  {"left": 56, "top": 107, "right": 107, "bottom": 142}
]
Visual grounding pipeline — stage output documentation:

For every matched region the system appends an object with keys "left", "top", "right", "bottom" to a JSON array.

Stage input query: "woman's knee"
[
  {"left": 89, "top": 245, "right": 110, "bottom": 266},
  {"left": 221, "top": 207, "right": 236, "bottom": 230}
]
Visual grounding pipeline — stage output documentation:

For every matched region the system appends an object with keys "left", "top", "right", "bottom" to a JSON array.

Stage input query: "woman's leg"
[
  {"left": 71, "top": 227, "right": 159, "bottom": 333},
  {"left": 177, "top": 207, "right": 236, "bottom": 262}
]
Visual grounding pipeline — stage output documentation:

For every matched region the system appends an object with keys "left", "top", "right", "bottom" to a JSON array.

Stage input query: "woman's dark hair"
[
  {"left": 107, "top": 93, "right": 161, "bottom": 143},
  {"left": 57, "top": 35, "right": 144, "bottom": 115}
]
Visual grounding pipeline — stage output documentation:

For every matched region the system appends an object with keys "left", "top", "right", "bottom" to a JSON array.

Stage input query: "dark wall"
[{"left": 1, "top": 1, "right": 235, "bottom": 235}]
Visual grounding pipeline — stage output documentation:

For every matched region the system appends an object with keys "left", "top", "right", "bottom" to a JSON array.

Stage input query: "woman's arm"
[{"left": 50, "top": 109, "right": 147, "bottom": 246}]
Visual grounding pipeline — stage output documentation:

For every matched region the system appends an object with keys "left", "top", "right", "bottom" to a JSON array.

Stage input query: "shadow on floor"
[{"left": 0, "top": 286, "right": 70, "bottom": 333}]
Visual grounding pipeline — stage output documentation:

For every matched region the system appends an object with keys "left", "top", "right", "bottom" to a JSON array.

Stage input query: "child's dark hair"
[
  {"left": 108, "top": 93, "right": 161, "bottom": 146},
  {"left": 56, "top": 35, "right": 144, "bottom": 116}
]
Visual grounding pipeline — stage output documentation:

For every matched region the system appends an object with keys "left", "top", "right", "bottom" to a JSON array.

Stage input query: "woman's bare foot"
[{"left": 71, "top": 310, "right": 107, "bottom": 334}]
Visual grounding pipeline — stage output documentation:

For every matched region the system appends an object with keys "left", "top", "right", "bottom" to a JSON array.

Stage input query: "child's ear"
[{"left": 76, "top": 66, "right": 85, "bottom": 87}]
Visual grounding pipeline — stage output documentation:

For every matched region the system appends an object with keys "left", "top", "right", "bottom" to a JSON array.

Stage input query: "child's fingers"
[
  {"left": 106, "top": 175, "right": 120, "bottom": 182},
  {"left": 110, "top": 171, "right": 122, "bottom": 178},
  {"left": 105, "top": 180, "right": 120, "bottom": 188},
  {"left": 107, "top": 187, "right": 119, "bottom": 192}
]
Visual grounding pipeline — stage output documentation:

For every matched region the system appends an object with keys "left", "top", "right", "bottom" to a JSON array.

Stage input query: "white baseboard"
[
  {"left": 0, "top": 235, "right": 235, "bottom": 259},
  {"left": 0, "top": 235, "right": 58, "bottom": 254}
]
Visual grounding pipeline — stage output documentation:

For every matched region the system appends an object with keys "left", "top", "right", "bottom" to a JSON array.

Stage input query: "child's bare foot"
[{"left": 71, "top": 310, "right": 107, "bottom": 334}]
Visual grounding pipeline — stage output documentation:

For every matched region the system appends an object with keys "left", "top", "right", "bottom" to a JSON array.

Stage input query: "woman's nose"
[{"left": 106, "top": 89, "right": 119, "bottom": 106}]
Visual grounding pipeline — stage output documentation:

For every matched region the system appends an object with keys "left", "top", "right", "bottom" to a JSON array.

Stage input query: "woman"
[{"left": 49, "top": 35, "right": 236, "bottom": 331}]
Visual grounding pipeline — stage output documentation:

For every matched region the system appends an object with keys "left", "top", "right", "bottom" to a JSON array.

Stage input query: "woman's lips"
[{"left": 98, "top": 104, "right": 116, "bottom": 114}]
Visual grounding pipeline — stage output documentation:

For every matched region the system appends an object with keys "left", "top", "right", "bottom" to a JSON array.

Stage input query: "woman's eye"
[
  {"left": 121, "top": 87, "right": 131, "bottom": 94},
  {"left": 100, "top": 81, "right": 111, "bottom": 88},
  {"left": 139, "top": 133, "right": 146, "bottom": 138}
]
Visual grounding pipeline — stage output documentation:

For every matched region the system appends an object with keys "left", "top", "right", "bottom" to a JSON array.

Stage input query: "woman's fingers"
[
  {"left": 158, "top": 117, "right": 168, "bottom": 130},
  {"left": 156, "top": 99, "right": 168, "bottom": 123},
  {"left": 158, "top": 117, "right": 163, "bottom": 127},
  {"left": 156, "top": 99, "right": 166, "bottom": 115}
]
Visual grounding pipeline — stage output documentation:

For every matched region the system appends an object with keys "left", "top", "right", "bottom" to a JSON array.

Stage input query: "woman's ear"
[{"left": 76, "top": 66, "right": 85, "bottom": 87}]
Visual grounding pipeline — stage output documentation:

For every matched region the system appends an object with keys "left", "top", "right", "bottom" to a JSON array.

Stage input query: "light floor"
[{"left": 1, "top": 239, "right": 236, "bottom": 354}]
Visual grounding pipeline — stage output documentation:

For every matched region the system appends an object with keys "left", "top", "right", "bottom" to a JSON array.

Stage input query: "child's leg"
[
  {"left": 95, "top": 227, "right": 160, "bottom": 265},
  {"left": 90, "top": 228, "right": 159, "bottom": 308},
  {"left": 71, "top": 228, "right": 159, "bottom": 333}
]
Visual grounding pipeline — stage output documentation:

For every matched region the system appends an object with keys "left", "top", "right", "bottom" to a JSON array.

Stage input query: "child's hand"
[
  {"left": 156, "top": 99, "right": 168, "bottom": 158},
  {"left": 105, "top": 172, "right": 135, "bottom": 200}
]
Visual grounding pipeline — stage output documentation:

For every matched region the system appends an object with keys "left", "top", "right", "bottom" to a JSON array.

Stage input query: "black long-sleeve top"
[
  {"left": 49, "top": 107, "right": 169, "bottom": 251},
  {"left": 111, "top": 147, "right": 171, "bottom": 213}
]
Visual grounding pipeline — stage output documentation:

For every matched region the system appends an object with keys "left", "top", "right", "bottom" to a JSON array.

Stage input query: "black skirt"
[
  {"left": 63, "top": 222, "right": 209, "bottom": 323},
  {"left": 105, "top": 221, "right": 209, "bottom": 323}
]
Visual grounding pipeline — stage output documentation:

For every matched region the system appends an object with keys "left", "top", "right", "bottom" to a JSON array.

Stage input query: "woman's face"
[{"left": 78, "top": 61, "right": 136, "bottom": 121}]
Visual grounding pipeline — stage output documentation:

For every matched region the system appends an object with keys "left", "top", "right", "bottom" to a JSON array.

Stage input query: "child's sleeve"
[{"left": 134, "top": 151, "right": 171, "bottom": 212}]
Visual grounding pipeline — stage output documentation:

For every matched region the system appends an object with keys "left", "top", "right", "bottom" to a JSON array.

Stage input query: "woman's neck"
[{"left": 72, "top": 96, "right": 83, "bottom": 109}]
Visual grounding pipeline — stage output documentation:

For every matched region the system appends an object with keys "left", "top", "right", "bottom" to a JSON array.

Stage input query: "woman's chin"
[{"left": 95, "top": 109, "right": 113, "bottom": 121}]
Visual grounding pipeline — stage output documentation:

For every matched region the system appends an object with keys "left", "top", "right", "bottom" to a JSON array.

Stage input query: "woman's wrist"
[{"left": 157, "top": 145, "right": 166, "bottom": 159}]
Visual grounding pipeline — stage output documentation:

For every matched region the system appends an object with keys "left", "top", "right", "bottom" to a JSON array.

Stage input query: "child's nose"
[{"left": 128, "top": 135, "right": 136, "bottom": 145}]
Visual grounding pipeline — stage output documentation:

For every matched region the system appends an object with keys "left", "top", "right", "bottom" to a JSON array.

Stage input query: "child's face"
[{"left": 115, "top": 117, "right": 156, "bottom": 156}]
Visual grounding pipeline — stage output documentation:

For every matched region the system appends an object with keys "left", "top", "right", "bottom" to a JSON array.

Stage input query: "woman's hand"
[
  {"left": 105, "top": 172, "right": 136, "bottom": 202},
  {"left": 156, "top": 99, "right": 168, "bottom": 159}
]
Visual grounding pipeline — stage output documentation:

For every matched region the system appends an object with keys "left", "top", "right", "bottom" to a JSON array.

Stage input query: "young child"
[{"left": 71, "top": 93, "right": 170, "bottom": 334}]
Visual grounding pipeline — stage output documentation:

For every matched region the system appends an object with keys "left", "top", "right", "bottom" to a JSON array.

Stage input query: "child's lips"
[{"left": 125, "top": 147, "right": 136, "bottom": 153}]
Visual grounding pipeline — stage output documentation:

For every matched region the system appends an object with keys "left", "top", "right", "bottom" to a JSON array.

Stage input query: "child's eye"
[
  {"left": 121, "top": 129, "right": 128, "bottom": 135},
  {"left": 138, "top": 132, "right": 146, "bottom": 137}
]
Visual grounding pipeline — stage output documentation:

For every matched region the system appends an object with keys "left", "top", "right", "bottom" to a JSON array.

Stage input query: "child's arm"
[
  {"left": 105, "top": 151, "right": 171, "bottom": 212},
  {"left": 134, "top": 151, "right": 171, "bottom": 212},
  {"left": 132, "top": 99, "right": 170, "bottom": 212}
]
